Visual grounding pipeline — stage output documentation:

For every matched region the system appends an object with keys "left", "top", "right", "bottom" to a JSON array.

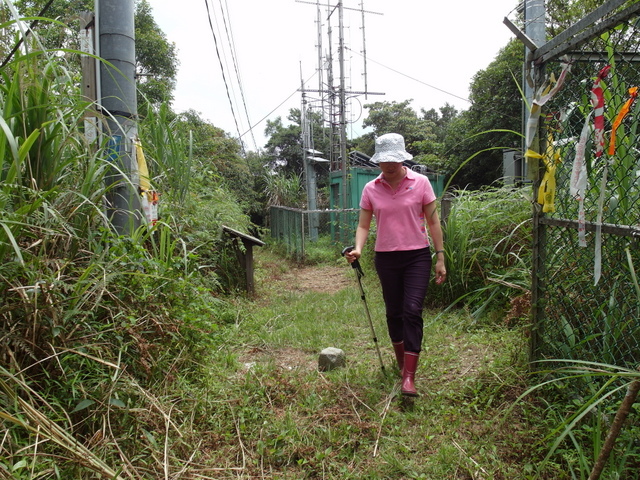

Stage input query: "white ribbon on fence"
[{"left": 570, "top": 113, "right": 592, "bottom": 248}]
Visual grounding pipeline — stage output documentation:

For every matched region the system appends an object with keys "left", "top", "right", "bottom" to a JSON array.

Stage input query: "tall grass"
[
  {"left": 429, "top": 185, "right": 532, "bottom": 323},
  {"left": 138, "top": 102, "right": 192, "bottom": 202},
  {"left": 0, "top": 13, "right": 250, "bottom": 477},
  {"left": 512, "top": 360, "right": 640, "bottom": 479}
]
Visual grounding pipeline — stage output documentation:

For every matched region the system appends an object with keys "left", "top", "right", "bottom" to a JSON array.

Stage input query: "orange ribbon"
[{"left": 608, "top": 86, "right": 638, "bottom": 156}]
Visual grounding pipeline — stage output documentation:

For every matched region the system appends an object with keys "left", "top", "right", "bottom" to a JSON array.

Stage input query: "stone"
[{"left": 318, "top": 347, "right": 346, "bottom": 371}]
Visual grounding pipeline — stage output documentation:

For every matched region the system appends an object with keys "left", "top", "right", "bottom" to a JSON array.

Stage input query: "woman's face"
[{"left": 379, "top": 162, "right": 404, "bottom": 178}]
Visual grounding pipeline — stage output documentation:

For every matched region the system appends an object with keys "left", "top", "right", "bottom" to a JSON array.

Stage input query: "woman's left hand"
[{"left": 434, "top": 261, "right": 447, "bottom": 285}]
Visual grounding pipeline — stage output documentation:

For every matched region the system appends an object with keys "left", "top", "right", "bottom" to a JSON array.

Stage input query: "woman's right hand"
[{"left": 344, "top": 248, "right": 361, "bottom": 264}]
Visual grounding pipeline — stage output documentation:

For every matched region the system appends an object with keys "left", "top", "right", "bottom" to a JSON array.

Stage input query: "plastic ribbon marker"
[
  {"left": 570, "top": 112, "right": 592, "bottom": 247},
  {"left": 529, "top": 131, "right": 561, "bottom": 213},
  {"left": 608, "top": 86, "right": 638, "bottom": 156},
  {"left": 591, "top": 65, "right": 611, "bottom": 159},
  {"left": 591, "top": 66, "right": 611, "bottom": 285},
  {"left": 595, "top": 85, "right": 639, "bottom": 284},
  {"left": 525, "top": 58, "right": 572, "bottom": 153},
  {"left": 134, "top": 138, "right": 159, "bottom": 225}
]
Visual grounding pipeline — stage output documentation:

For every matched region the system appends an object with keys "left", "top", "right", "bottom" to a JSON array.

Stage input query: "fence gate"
[{"left": 527, "top": 1, "right": 640, "bottom": 367}]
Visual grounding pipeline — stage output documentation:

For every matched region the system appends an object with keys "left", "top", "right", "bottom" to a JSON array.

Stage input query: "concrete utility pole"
[
  {"left": 524, "top": 0, "right": 546, "bottom": 147},
  {"left": 98, "top": 0, "right": 140, "bottom": 235}
]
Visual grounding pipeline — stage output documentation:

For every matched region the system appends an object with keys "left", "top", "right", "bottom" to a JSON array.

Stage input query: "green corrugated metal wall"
[{"left": 329, "top": 167, "right": 445, "bottom": 210}]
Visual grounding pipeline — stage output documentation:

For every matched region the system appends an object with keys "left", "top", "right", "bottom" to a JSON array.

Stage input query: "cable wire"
[
  {"left": 1, "top": 0, "right": 55, "bottom": 68},
  {"left": 219, "top": 0, "right": 258, "bottom": 151},
  {"left": 346, "top": 46, "right": 471, "bottom": 104},
  {"left": 203, "top": 0, "right": 243, "bottom": 147},
  {"left": 239, "top": 69, "right": 318, "bottom": 140}
]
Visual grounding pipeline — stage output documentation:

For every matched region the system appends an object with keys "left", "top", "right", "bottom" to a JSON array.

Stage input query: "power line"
[
  {"left": 239, "top": 69, "right": 318, "bottom": 140},
  {"left": 203, "top": 0, "right": 243, "bottom": 146},
  {"left": 345, "top": 46, "right": 471, "bottom": 104},
  {"left": 0, "top": 0, "right": 55, "bottom": 68},
  {"left": 212, "top": 0, "right": 243, "bottom": 138},
  {"left": 218, "top": 0, "right": 258, "bottom": 151}
]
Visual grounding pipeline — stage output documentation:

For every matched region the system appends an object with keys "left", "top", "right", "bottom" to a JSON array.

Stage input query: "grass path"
[{"left": 206, "top": 248, "right": 550, "bottom": 479}]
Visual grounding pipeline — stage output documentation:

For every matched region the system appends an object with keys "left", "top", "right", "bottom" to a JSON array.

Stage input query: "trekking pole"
[{"left": 342, "top": 246, "right": 385, "bottom": 372}]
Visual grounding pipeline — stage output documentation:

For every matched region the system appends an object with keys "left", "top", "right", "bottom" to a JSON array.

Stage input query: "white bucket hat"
[{"left": 370, "top": 133, "right": 413, "bottom": 164}]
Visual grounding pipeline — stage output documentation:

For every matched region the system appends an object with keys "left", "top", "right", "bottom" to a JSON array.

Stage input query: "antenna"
[
  {"left": 360, "top": 1, "right": 368, "bottom": 100},
  {"left": 296, "top": 0, "right": 384, "bottom": 233}
]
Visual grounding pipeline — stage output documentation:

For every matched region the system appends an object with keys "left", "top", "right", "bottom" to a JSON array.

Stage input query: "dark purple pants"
[{"left": 374, "top": 248, "right": 432, "bottom": 353}]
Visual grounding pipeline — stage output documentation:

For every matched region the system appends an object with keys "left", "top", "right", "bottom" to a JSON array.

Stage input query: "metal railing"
[{"left": 269, "top": 206, "right": 360, "bottom": 260}]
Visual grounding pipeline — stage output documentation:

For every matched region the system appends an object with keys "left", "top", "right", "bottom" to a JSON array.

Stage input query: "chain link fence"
[
  {"left": 269, "top": 206, "right": 360, "bottom": 260},
  {"left": 530, "top": 3, "right": 640, "bottom": 367}
]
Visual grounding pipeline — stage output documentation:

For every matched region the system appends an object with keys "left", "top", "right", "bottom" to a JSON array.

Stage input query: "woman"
[{"left": 345, "top": 133, "right": 446, "bottom": 397}]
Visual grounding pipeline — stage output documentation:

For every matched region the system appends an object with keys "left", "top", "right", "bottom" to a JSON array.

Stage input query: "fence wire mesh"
[
  {"left": 269, "top": 206, "right": 360, "bottom": 260},
  {"left": 531, "top": 8, "right": 640, "bottom": 368}
]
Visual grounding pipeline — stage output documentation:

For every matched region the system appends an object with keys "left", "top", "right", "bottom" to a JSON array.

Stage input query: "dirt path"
[
  {"left": 280, "top": 264, "right": 352, "bottom": 294},
  {"left": 253, "top": 252, "right": 507, "bottom": 388},
  {"left": 258, "top": 255, "right": 353, "bottom": 295}
]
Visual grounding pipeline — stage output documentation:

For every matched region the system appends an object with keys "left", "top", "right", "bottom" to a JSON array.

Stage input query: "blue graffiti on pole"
[{"left": 107, "top": 135, "right": 123, "bottom": 162}]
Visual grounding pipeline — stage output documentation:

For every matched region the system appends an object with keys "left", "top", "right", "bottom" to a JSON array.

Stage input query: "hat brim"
[{"left": 370, "top": 151, "right": 413, "bottom": 164}]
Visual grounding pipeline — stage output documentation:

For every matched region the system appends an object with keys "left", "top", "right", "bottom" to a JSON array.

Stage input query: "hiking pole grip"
[{"left": 341, "top": 246, "right": 364, "bottom": 278}]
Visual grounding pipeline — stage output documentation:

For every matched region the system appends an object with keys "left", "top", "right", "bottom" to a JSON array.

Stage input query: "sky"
[{"left": 151, "top": 0, "right": 522, "bottom": 152}]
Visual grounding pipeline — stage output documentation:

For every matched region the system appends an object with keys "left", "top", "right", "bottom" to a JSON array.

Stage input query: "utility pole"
[
  {"left": 359, "top": 1, "right": 368, "bottom": 100},
  {"left": 297, "top": 0, "right": 382, "bottom": 242},
  {"left": 301, "top": 67, "right": 328, "bottom": 241},
  {"left": 524, "top": 0, "right": 546, "bottom": 152},
  {"left": 98, "top": 0, "right": 140, "bottom": 235},
  {"left": 524, "top": 0, "right": 545, "bottom": 365}
]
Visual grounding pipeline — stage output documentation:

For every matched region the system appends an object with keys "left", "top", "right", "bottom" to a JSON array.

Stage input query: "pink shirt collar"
[{"left": 374, "top": 166, "right": 417, "bottom": 186}]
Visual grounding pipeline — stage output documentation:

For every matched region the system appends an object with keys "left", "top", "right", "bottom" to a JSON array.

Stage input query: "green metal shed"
[{"left": 329, "top": 165, "right": 445, "bottom": 210}]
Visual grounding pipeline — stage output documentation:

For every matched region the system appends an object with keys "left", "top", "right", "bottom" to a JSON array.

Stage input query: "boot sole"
[{"left": 401, "top": 390, "right": 419, "bottom": 397}]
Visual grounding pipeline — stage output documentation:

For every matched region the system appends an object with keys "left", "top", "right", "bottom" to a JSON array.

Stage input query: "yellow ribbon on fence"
[{"left": 527, "top": 132, "right": 561, "bottom": 213}]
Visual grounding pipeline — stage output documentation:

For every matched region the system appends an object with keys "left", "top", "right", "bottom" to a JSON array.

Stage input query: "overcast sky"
[{"left": 151, "top": 0, "right": 521, "bottom": 151}]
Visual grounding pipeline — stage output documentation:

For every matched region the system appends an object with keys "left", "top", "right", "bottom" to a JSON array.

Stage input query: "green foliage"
[
  {"left": 545, "top": 0, "right": 613, "bottom": 37},
  {"left": 361, "top": 99, "right": 438, "bottom": 156},
  {"left": 204, "top": 252, "right": 545, "bottom": 478},
  {"left": 513, "top": 361, "right": 640, "bottom": 479},
  {"left": 10, "top": 0, "right": 178, "bottom": 113},
  {"left": 427, "top": 186, "right": 532, "bottom": 323},
  {"left": 299, "top": 234, "right": 343, "bottom": 265},
  {"left": 263, "top": 171, "right": 305, "bottom": 208},
  {"left": 139, "top": 102, "right": 192, "bottom": 201},
  {"left": 263, "top": 108, "right": 331, "bottom": 178},
  {"left": 134, "top": 0, "right": 178, "bottom": 109},
  {"left": 0, "top": 12, "right": 255, "bottom": 476},
  {"left": 444, "top": 40, "right": 524, "bottom": 188}
]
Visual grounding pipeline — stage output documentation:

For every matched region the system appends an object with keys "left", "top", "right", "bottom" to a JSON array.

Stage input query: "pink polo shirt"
[{"left": 360, "top": 168, "right": 437, "bottom": 252}]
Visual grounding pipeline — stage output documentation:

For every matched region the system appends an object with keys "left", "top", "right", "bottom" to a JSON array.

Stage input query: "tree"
[
  {"left": 414, "top": 103, "right": 460, "bottom": 169},
  {"left": 263, "top": 108, "right": 330, "bottom": 177},
  {"left": 264, "top": 112, "right": 304, "bottom": 176},
  {"left": 357, "top": 99, "right": 451, "bottom": 172},
  {"left": 360, "top": 100, "right": 437, "bottom": 156},
  {"left": 421, "top": 103, "right": 459, "bottom": 148},
  {"left": 134, "top": 0, "right": 178, "bottom": 110},
  {"left": 10, "top": 0, "right": 178, "bottom": 112},
  {"left": 443, "top": 39, "right": 524, "bottom": 188},
  {"left": 174, "top": 109, "right": 260, "bottom": 213},
  {"left": 545, "top": 0, "right": 604, "bottom": 37}
]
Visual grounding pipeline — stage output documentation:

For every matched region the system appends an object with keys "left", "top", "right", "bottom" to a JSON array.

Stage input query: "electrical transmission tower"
[{"left": 297, "top": 0, "right": 383, "bottom": 211}]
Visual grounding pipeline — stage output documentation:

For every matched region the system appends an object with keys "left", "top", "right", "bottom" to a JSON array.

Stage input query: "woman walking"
[{"left": 344, "top": 133, "right": 446, "bottom": 397}]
